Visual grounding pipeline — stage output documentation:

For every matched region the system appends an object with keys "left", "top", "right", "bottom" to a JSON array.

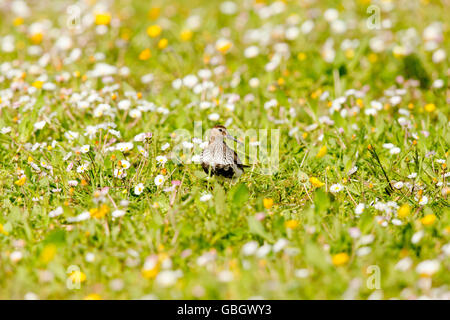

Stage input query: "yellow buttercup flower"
[
  {"left": 139, "top": 48, "right": 152, "bottom": 60},
  {"left": 310, "top": 177, "right": 325, "bottom": 188},
  {"left": 14, "top": 176, "right": 26, "bottom": 186},
  {"left": 158, "top": 38, "right": 168, "bottom": 49},
  {"left": 120, "top": 28, "right": 131, "bottom": 41},
  {"left": 345, "top": 49, "right": 354, "bottom": 59},
  {"left": 90, "top": 204, "right": 110, "bottom": 219},
  {"left": 285, "top": 220, "right": 299, "bottom": 229},
  {"left": 32, "top": 80, "right": 43, "bottom": 89},
  {"left": 30, "top": 33, "right": 43, "bottom": 44},
  {"left": 421, "top": 214, "right": 436, "bottom": 226},
  {"left": 316, "top": 145, "right": 327, "bottom": 158},
  {"left": 0, "top": 223, "right": 8, "bottom": 235},
  {"left": 368, "top": 53, "right": 378, "bottom": 63},
  {"left": 216, "top": 39, "right": 232, "bottom": 54},
  {"left": 148, "top": 7, "right": 160, "bottom": 20},
  {"left": 310, "top": 90, "right": 320, "bottom": 99},
  {"left": 397, "top": 204, "right": 411, "bottom": 218},
  {"left": 424, "top": 103, "right": 436, "bottom": 113},
  {"left": 332, "top": 253, "right": 349, "bottom": 266},
  {"left": 297, "top": 52, "right": 306, "bottom": 61},
  {"left": 40, "top": 244, "right": 57, "bottom": 264},
  {"left": 263, "top": 198, "right": 274, "bottom": 209},
  {"left": 393, "top": 45, "right": 406, "bottom": 58},
  {"left": 142, "top": 264, "right": 159, "bottom": 279},
  {"left": 180, "top": 29, "right": 193, "bottom": 41},
  {"left": 13, "top": 17, "right": 24, "bottom": 26},
  {"left": 84, "top": 293, "right": 102, "bottom": 300},
  {"left": 95, "top": 13, "right": 111, "bottom": 25},
  {"left": 356, "top": 98, "right": 364, "bottom": 107},
  {"left": 69, "top": 270, "right": 86, "bottom": 283},
  {"left": 146, "top": 25, "right": 162, "bottom": 38}
]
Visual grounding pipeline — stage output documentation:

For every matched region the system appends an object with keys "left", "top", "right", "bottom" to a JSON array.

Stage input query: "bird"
[{"left": 200, "top": 125, "right": 249, "bottom": 178}]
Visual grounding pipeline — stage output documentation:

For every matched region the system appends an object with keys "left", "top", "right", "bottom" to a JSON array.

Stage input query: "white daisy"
[
  {"left": 355, "top": 203, "right": 365, "bottom": 215},
  {"left": 76, "top": 162, "right": 89, "bottom": 173},
  {"left": 34, "top": 120, "right": 46, "bottom": 130},
  {"left": 419, "top": 196, "right": 429, "bottom": 205},
  {"left": 161, "top": 143, "right": 170, "bottom": 151},
  {"left": 116, "top": 142, "right": 133, "bottom": 152},
  {"left": 137, "top": 146, "right": 148, "bottom": 157},
  {"left": 393, "top": 182, "right": 404, "bottom": 189},
  {"left": 154, "top": 175, "right": 165, "bottom": 186},
  {"left": 130, "top": 109, "right": 141, "bottom": 118},
  {"left": 118, "top": 160, "right": 130, "bottom": 169},
  {"left": 118, "top": 100, "right": 131, "bottom": 110},
  {"left": 156, "top": 156, "right": 168, "bottom": 166},
  {"left": 241, "top": 241, "right": 259, "bottom": 256},
  {"left": 112, "top": 210, "right": 126, "bottom": 218},
  {"left": 67, "top": 211, "right": 91, "bottom": 222},
  {"left": 113, "top": 168, "right": 127, "bottom": 179},
  {"left": 49, "top": 206, "right": 63, "bottom": 218},
  {"left": 330, "top": 183, "right": 343, "bottom": 193},
  {"left": 80, "top": 145, "right": 90, "bottom": 154},
  {"left": 416, "top": 260, "right": 440, "bottom": 277},
  {"left": 134, "top": 183, "right": 145, "bottom": 195},
  {"left": 200, "top": 194, "right": 212, "bottom": 202},
  {"left": 68, "top": 180, "right": 78, "bottom": 187},
  {"left": 408, "top": 172, "right": 417, "bottom": 179}
]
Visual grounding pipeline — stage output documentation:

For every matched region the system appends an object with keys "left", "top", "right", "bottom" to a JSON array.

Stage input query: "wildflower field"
[{"left": 0, "top": 0, "right": 449, "bottom": 300}]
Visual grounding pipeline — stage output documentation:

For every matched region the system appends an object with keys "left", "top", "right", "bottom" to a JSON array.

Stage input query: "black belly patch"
[{"left": 202, "top": 163, "right": 236, "bottom": 178}]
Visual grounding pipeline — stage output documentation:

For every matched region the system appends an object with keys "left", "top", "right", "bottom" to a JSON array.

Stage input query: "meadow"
[{"left": 0, "top": 0, "right": 449, "bottom": 299}]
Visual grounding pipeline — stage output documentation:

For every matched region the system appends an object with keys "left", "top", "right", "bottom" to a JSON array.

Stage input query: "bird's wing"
[
  {"left": 200, "top": 148, "right": 211, "bottom": 163},
  {"left": 202, "top": 144, "right": 226, "bottom": 165},
  {"left": 223, "top": 142, "right": 243, "bottom": 165},
  {"left": 226, "top": 143, "right": 251, "bottom": 168}
]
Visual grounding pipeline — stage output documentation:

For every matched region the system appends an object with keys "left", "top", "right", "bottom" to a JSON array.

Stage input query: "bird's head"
[
  {"left": 210, "top": 125, "right": 227, "bottom": 138},
  {"left": 209, "top": 125, "right": 242, "bottom": 144}
]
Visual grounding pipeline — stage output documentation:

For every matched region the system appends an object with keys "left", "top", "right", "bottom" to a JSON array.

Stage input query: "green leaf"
[
  {"left": 314, "top": 189, "right": 330, "bottom": 214},
  {"left": 247, "top": 216, "right": 273, "bottom": 242},
  {"left": 402, "top": 54, "right": 430, "bottom": 89},
  {"left": 359, "top": 211, "right": 373, "bottom": 234},
  {"left": 104, "top": 156, "right": 112, "bottom": 169},
  {"left": 152, "top": 212, "right": 164, "bottom": 226},
  {"left": 304, "top": 242, "right": 330, "bottom": 272},
  {"left": 122, "top": 82, "right": 136, "bottom": 93},
  {"left": 232, "top": 183, "right": 249, "bottom": 208},
  {"left": 25, "top": 166, "right": 32, "bottom": 180},
  {"left": 2, "top": 222, "right": 12, "bottom": 233},
  {"left": 43, "top": 230, "right": 66, "bottom": 245},
  {"left": 214, "top": 183, "right": 226, "bottom": 215},
  {"left": 155, "top": 195, "right": 169, "bottom": 212},
  {"left": 193, "top": 170, "right": 207, "bottom": 179}
]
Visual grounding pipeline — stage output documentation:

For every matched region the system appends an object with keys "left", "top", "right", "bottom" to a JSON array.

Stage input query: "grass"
[{"left": 0, "top": 0, "right": 449, "bottom": 299}]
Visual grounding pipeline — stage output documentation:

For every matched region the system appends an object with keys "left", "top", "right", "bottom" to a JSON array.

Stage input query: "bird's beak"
[{"left": 226, "top": 135, "right": 243, "bottom": 145}]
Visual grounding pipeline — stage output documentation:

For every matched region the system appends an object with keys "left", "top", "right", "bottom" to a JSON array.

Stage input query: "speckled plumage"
[{"left": 200, "top": 126, "right": 248, "bottom": 178}]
